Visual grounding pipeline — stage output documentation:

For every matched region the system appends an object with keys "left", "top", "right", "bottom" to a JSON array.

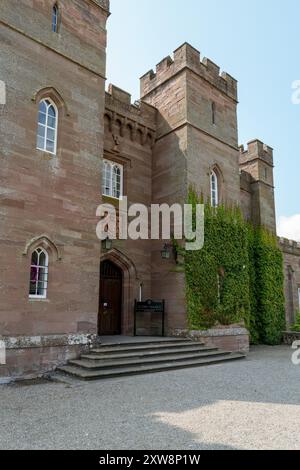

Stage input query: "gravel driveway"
[{"left": 0, "top": 345, "right": 299, "bottom": 450}]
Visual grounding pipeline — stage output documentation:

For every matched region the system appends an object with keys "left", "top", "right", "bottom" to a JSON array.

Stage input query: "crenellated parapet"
[
  {"left": 91, "top": 0, "right": 110, "bottom": 12},
  {"left": 105, "top": 84, "right": 157, "bottom": 147},
  {"left": 240, "top": 140, "right": 274, "bottom": 168},
  {"left": 239, "top": 139, "right": 274, "bottom": 188},
  {"left": 278, "top": 237, "right": 300, "bottom": 256},
  {"left": 140, "top": 43, "right": 238, "bottom": 101}
]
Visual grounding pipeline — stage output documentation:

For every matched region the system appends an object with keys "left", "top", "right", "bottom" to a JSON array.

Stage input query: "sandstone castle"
[{"left": 0, "top": 0, "right": 299, "bottom": 380}]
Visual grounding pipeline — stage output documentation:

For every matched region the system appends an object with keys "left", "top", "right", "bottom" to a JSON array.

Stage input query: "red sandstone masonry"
[
  {"left": 102, "top": 85, "right": 157, "bottom": 335},
  {"left": 0, "top": 1, "right": 110, "bottom": 379},
  {"left": 279, "top": 238, "right": 300, "bottom": 325},
  {"left": 140, "top": 43, "right": 238, "bottom": 102},
  {"left": 239, "top": 140, "right": 276, "bottom": 233},
  {"left": 141, "top": 45, "right": 240, "bottom": 332},
  {"left": 1, "top": 2, "right": 300, "bottom": 380}
]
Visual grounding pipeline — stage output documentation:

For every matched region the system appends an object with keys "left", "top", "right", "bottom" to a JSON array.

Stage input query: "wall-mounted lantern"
[
  {"left": 161, "top": 243, "right": 173, "bottom": 260},
  {"left": 102, "top": 237, "right": 113, "bottom": 251}
]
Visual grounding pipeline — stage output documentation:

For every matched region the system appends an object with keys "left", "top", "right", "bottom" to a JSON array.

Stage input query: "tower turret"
[{"left": 239, "top": 140, "right": 276, "bottom": 232}]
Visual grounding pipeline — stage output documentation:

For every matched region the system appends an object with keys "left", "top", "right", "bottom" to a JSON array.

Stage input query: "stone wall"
[
  {"left": 279, "top": 238, "right": 300, "bottom": 325},
  {"left": 0, "top": 0, "right": 109, "bottom": 376},
  {"left": 141, "top": 43, "right": 240, "bottom": 333},
  {"left": 0, "top": 334, "right": 97, "bottom": 383},
  {"left": 239, "top": 140, "right": 276, "bottom": 233},
  {"left": 4, "top": 2, "right": 297, "bottom": 379},
  {"left": 239, "top": 142, "right": 300, "bottom": 328},
  {"left": 102, "top": 85, "right": 156, "bottom": 334},
  {"left": 171, "top": 327, "right": 249, "bottom": 354}
]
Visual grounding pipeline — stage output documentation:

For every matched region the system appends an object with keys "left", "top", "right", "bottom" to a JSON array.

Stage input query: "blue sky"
[{"left": 106, "top": 0, "right": 300, "bottom": 239}]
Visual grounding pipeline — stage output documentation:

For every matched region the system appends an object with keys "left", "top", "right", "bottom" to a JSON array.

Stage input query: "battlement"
[
  {"left": 278, "top": 237, "right": 300, "bottom": 255},
  {"left": 105, "top": 84, "right": 157, "bottom": 130},
  {"left": 107, "top": 84, "right": 132, "bottom": 106},
  {"left": 91, "top": 0, "right": 110, "bottom": 12},
  {"left": 239, "top": 140, "right": 274, "bottom": 167},
  {"left": 140, "top": 43, "right": 238, "bottom": 101}
]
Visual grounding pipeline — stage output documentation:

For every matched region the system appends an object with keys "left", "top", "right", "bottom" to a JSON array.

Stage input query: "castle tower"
[
  {"left": 141, "top": 43, "right": 240, "bottom": 207},
  {"left": 140, "top": 43, "right": 240, "bottom": 332},
  {"left": 0, "top": 0, "right": 110, "bottom": 378},
  {"left": 239, "top": 140, "right": 276, "bottom": 232}
]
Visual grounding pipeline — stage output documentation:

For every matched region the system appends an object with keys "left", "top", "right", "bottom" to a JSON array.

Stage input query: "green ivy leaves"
[{"left": 183, "top": 189, "right": 285, "bottom": 345}]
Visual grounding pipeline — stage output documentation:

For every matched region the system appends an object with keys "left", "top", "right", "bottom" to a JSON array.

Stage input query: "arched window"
[
  {"left": 37, "top": 99, "right": 58, "bottom": 154},
  {"left": 102, "top": 160, "right": 123, "bottom": 199},
  {"left": 211, "top": 102, "right": 216, "bottom": 125},
  {"left": 29, "top": 248, "right": 49, "bottom": 299},
  {"left": 52, "top": 4, "right": 59, "bottom": 33},
  {"left": 210, "top": 170, "right": 219, "bottom": 207}
]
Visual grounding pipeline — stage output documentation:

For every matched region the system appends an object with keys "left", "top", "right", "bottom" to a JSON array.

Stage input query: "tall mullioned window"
[
  {"left": 29, "top": 248, "right": 49, "bottom": 299},
  {"left": 210, "top": 170, "right": 219, "bottom": 207},
  {"left": 102, "top": 160, "right": 123, "bottom": 199},
  {"left": 36, "top": 99, "right": 58, "bottom": 154},
  {"left": 52, "top": 4, "right": 59, "bottom": 33}
]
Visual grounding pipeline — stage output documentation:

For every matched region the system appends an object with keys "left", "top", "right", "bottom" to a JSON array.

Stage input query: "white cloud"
[{"left": 277, "top": 214, "right": 300, "bottom": 241}]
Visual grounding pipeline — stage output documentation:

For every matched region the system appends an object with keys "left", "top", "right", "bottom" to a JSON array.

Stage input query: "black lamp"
[
  {"left": 161, "top": 243, "right": 171, "bottom": 260},
  {"left": 102, "top": 237, "right": 112, "bottom": 251}
]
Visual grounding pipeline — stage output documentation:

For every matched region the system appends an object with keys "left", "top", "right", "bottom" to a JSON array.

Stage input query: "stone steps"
[
  {"left": 89, "top": 340, "right": 203, "bottom": 355},
  {"left": 69, "top": 349, "right": 232, "bottom": 370},
  {"left": 80, "top": 345, "right": 218, "bottom": 362},
  {"left": 92, "top": 338, "right": 189, "bottom": 348},
  {"left": 57, "top": 338, "right": 246, "bottom": 381}
]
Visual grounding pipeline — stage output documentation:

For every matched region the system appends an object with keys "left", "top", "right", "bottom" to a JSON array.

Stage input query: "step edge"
[
  {"left": 57, "top": 354, "right": 245, "bottom": 379},
  {"left": 90, "top": 342, "right": 205, "bottom": 353},
  {"left": 82, "top": 346, "right": 219, "bottom": 360},
  {"left": 69, "top": 351, "right": 233, "bottom": 370},
  {"left": 97, "top": 339, "right": 192, "bottom": 348}
]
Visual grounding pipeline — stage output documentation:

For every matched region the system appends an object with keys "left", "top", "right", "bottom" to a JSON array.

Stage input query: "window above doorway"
[{"left": 102, "top": 160, "right": 123, "bottom": 200}]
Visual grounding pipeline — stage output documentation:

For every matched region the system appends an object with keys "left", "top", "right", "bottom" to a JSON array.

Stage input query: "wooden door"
[{"left": 99, "top": 261, "right": 122, "bottom": 335}]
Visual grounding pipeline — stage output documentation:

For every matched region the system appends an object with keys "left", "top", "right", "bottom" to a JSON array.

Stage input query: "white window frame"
[
  {"left": 298, "top": 287, "right": 300, "bottom": 310},
  {"left": 36, "top": 98, "right": 58, "bottom": 155},
  {"left": 102, "top": 159, "right": 124, "bottom": 200},
  {"left": 210, "top": 170, "right": 219, "bottom": 207},
  {"left": 29, "top": 248, "right": 49, "bottom": 300}
]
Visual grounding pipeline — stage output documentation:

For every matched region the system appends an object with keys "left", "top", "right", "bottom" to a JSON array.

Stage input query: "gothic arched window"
[
  {"left": 36, "top": 99, "right": 58, "bottom": 154},
  {"left": 29, "top": 248, "right": 49, "bottom": 299},
  {"left": 52, "top": 4, "right": 59, "bottom": 33},
  {"left": 210, "top": 169, "right": 219, "bottom": 207}
]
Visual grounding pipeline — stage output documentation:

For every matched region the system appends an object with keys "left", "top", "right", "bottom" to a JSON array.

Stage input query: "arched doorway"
[{"left": 99, "top": 260, "right": 123, "bottom": 335}]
